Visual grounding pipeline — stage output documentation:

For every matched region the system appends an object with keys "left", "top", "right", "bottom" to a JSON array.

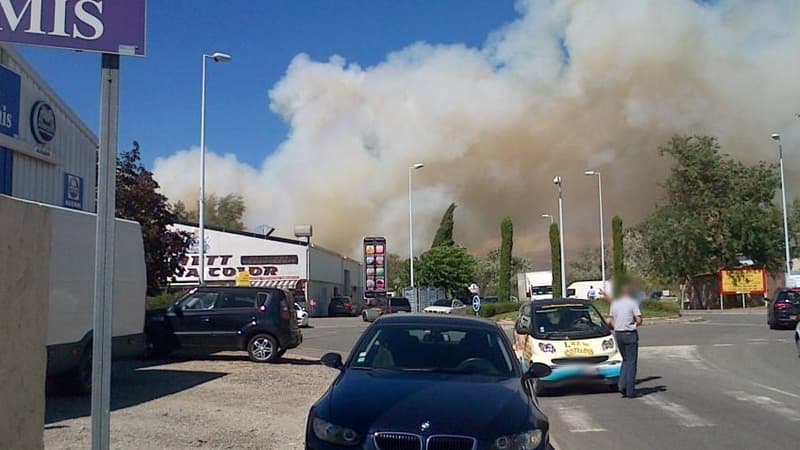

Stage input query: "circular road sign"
[{"left": 472, "top": 295, "right": 481, "bottom": 313}]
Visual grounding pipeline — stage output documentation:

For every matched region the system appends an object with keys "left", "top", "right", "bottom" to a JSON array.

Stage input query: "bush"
[
  {"left": 146, "top": 292, "right": 180, "bottom": 310},
  {"left": 479, "top": 301, "right": 521, "bottom": 318}
]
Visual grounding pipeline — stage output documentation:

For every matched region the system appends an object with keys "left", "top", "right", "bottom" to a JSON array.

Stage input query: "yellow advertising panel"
[
  {"left": 235, "top": 270, "right": 251, "bottom": 287},
  {"left": 719, "top": 268, "right": 766, "bottom": 294}
]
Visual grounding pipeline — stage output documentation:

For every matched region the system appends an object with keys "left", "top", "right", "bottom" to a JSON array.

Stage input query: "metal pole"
[
  {"left": 198, "top": 55, "right": 208, "bottom": 285},
  {"left": 778, "top": 141, "right": 791, "bottom": 281},
  {"left": 598, "top": 173, "right": 606, "bottom": 290},
  {"left": 408, "top": 167, "right": 416, "bottom": 309},
  {"left": 91, "top": 53, "right": 120, "bottom": 450},
  {"left": 557, "top": 183, "right": 567, "bottom": 297}
]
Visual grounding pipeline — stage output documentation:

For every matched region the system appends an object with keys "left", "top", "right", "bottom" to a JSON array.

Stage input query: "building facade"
[
  {"left": 0, "top": 44, "right": 96, "bottom": 212},
  {"left": 171, "top": 224, "right": 363, "bottom": 317}
]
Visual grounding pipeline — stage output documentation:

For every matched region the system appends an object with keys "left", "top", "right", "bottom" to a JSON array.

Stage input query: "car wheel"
[
  {"left": 247, "top": 334, "right": 279, "bottom": 363},
  {"left": 277, "top": 348, "right": 287, "bottom": 358},
  {"left": 768, "top": 321, "right": 778, "bottom": 330},
  {"left": 362, "top": 312, "right": 368, "bottom": 322},
  {"left": 145, "top": 334, "right": 172, "bottom": 359}
]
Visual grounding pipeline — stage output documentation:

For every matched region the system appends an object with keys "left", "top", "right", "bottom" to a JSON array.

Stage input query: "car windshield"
[
  {"left": 391, "top": 298, "right": 410, "bottom": 308},
  {"left": 778, "top": 291, "right": 800, "bottom": 303},
  {"left": 350, "top": 324, "right": 515, "bottom": 377},
  {"left": 432, "top": 299, "right": 451, "bottom": 307},
  {"left": 532, "top": 286, "right": 552, "bottom": 295},
  {"left": 532, "top": 304, "right": 610, "bottom": 339}
]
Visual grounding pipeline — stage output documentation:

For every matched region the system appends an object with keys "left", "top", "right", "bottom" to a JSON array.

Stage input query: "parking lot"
[{"left": 45, "top": 314, "right": 800, "bottom": 450}]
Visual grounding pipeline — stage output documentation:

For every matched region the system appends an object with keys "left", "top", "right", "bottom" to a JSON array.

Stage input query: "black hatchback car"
[
  {"left": 306, "top": 314, "right": 552, "bottom": 449},
  {"left": 145, "top": 286, "right": 303, "bottom": 362},
  {"left": 328, "top": 296, "right": 356, "bottom": 316},
  {"left": 767, "top": 288, "right": 800, "bottom": 329}
]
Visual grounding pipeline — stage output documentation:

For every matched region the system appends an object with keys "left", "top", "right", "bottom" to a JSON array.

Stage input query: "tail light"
[
  {"left": 345, "top": 302, "right": 352, "bottom": 308},
  {"left": 776, "top": 302, "right": 791, "bottom": 309},
  {"left": 280, "top": 299, "right": 291, "bottom": 320}
]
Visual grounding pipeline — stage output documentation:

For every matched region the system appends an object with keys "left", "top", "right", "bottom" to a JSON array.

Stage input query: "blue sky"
[{"left": 18, "top": 0, "right": 518, "bottom": 168}]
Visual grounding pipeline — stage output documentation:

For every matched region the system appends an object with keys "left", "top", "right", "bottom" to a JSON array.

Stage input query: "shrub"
[{"left": 479, "top": 301, "right": 522, "bottom": 318}]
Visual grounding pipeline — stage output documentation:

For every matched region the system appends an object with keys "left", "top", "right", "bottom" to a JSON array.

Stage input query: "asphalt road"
[{"left": 293, "top": 312, "right": 800, "bottom": 450}]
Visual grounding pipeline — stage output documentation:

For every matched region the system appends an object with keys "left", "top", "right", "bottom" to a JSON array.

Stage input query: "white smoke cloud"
[{"left": 153, "top": 0, "right": 800, "bottom": 266}]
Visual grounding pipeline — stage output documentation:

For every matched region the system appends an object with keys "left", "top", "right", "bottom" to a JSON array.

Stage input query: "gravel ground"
[{"left": 44, "top": 352, "right": 337, "bottom": 450}]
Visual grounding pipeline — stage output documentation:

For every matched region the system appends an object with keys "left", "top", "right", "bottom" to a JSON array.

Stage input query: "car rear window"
[{"left": 392, "top": 298, "right": 410, "bottom": 308}]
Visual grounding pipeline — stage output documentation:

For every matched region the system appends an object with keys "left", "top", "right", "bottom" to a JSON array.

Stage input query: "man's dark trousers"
[{"left": 615, "top": 330, "right": 639, "bottom": 397}]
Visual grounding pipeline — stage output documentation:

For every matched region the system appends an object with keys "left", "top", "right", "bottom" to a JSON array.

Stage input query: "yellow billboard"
[{"left": 719, "top": 267, "right": 766, "bottom": 294}]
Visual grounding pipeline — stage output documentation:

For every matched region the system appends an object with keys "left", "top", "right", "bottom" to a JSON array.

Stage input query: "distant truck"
[
  {"left": 517, "top": 271, "right": 553, "bottom": 301},
  {"left": 1, "top": 195, "right": 147, "bottom": 393}
]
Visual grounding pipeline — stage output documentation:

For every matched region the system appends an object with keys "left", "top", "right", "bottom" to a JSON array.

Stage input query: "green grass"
[{"left": 146, "top": 292, "right": 180, "bottom": 310}]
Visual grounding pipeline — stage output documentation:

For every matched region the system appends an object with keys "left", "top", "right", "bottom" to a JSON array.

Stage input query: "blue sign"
[
  {"left": 30, "top": 101, "right": 56, "bottom": 144},
  {"left": 63, "top": 173, "right": 83, "bottom": 210},
  {"left": 472, "top": 295, "right": 481, "bottom": 313},
  {"left": 0, "top": 64, "right": 21, "bottom": 138}
]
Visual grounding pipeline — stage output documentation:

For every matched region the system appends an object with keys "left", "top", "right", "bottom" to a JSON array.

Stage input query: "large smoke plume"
[{"left": 153, "top": 0, "right": 800, "bottom": 265}]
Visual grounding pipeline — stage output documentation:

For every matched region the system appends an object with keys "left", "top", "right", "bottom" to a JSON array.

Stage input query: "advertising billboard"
[
  {"left": 719, "top": 267, "right": 766, "bottom": 295},
  {"left": 0, "top": 0, "right": 147, "bottom": 56},
  {"left": 363, "top": 236, "right": 387, "bottom": 298}
]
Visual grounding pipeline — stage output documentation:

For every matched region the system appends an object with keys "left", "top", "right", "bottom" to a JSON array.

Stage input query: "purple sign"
[{"left": 0, "top": 0, "right": 146, "bottom": 56}]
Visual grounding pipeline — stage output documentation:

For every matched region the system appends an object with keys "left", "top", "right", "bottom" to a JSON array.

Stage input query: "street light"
[
  {"left": 553, "top": 176, "right": 567, "bottom": 297},
  {"left": 409, "top": 163, "right": 425, "bottom": 303},
  {"left": 198, "top": 51, "right": 232, "bottom": 285},
  {"left": 772, "top": 133, "right": 791, "bottom": 280},
  {"left": 541, "top": 213, "right": 554, "bottom": 225},
  {"left": 584, "top": 170, "right": 606, "bottom": 290}
]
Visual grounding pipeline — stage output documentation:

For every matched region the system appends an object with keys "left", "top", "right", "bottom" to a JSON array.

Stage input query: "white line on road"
[
  {"left": 551, "top": 403, "right": 607, "bottom": 433},
  {"left": 730, "top": 391, "right": 800, "bottom": 422},
  {"left": 712, "top": 343, "right": 733, "bottom": 347},
  {"left": 689, "top": 322, "right": 763, "bottom": 327},
  {"left": 751, "top": 383, "right": 800, "bottom": 400},
  {"left": 640, "top": 395, "right": 714, "bottom": 427}
]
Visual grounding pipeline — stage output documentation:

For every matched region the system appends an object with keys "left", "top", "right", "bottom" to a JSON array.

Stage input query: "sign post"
[{"left": 0, "top": 3, "right": 146, "bottom": 450}]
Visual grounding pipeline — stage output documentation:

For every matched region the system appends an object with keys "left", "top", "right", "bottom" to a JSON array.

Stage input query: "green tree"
[
  {"left": 173, "top": 193, "right": 246, "bottom": 231},
  {"left": 549, "top": 222, "right": 562, "bottom": 297},
  {"left": 498, "top": 216, "right": 514, "bottom": 301},
  {"left": 567, "top": 246, "right": 609, "bottom": 284},
  {"left": 473, "top": 249, "right": 531, "bottom": 296},
  {"left": 387, "top": 253, "right": 410, "bottom": 292},
  {"left": 612, "top": 215, "right": 625, "bottom": 295},
  {"left": 416, "top": 245, "right": 476, "bottom": 297},
  {"left": 638, "top": 135, "right": 783, "bottom": 304},
  {"left": 116, "top": 142, "right": 192, "bottom": 295},
  {"left": 431, "top": 203, "right": 456, "bottom": 248}
]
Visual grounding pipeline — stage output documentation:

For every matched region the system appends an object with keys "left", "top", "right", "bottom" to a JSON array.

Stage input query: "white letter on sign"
[
  {"left": 0, "top": 0, "right": 45, "bottom": 34},
  {"left": 73, "top": 0, "right": 103, "bottom": 40}
]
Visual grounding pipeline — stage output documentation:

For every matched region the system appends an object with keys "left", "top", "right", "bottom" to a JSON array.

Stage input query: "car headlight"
[
  {"left": 538, "top": 343, "right": 556, "bottom": 353},
  {"left": 312, "top": 417, "right": 360, "bottom": 446},
  {"left": 602, "top": 338, "right": 615, "bottom": 350},
  {"left": 492, "top": 429, "right": 544, "bottom": 450}
]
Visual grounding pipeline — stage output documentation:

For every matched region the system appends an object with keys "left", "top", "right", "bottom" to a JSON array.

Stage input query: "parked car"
[
  {"left": 308, "top": 314, "right": 552, "bottom": 449},
  {"left": 767, "top": 288, "right": 800, "bottom": 329},
  {"left": 361, "top": 297, "right": 412, "bottom": 322},
  {"left": 145, "top": 286, "right": 303, "bottom": 363},
  {"left": 295, "top": 302, "right": 310, "bottom": 328},
  {"left": 424, "top": 299, "right": 470, "bottom": 315},
  {"left": 328, "top": 296, "right": 356, "bottom": 317},
  {"left": 513, "top": 298, "right": 621, "bottom": 395}
]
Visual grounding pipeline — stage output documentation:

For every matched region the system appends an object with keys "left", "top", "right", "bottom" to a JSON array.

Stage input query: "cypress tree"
[
  {"left": 431, "top": 203, "right": 456, "bottom": 248},
  {"left": 612, "top": 215, "right": 626, "bottom": 295},
  {"left": 498, "top": 217, "right": 514, "bottom": 302},
  {"left": 550, "top": 222, "right": 562, "bottom": 297}
]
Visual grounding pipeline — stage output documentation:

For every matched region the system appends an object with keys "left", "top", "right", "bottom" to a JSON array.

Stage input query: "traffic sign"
[{"left": 472, "top": 295, "right": 481, "bottom": 314}]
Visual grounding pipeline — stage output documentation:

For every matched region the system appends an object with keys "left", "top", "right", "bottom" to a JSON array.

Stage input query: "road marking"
[
  {"left": 551, "top": 403, "right": 607, "bottom": 433},
  {"left": 639, "top": 345, "right": 713, "bottom": 371},
  {"left": 751, "top": 383, "right": 800, "bottom": 400},
  {"left": 640, "top": 395, "right": 714, "bottom": 427},
  {"left": 730, "top": 391, "right": 800, "bottom": 421},
  {"left": 690, "top": 322, "right": 762, "bottom": 327},
  {"left": 712, "top": 343, "right": 733, "bottom": 347}
]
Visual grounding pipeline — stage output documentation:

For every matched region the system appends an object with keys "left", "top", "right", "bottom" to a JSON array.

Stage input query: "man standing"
[
  {"left": 604, "top": 285, "right": 643, "bottom": 398},
  {"left": 587, "top": 285, "right": 597, "bottom": 301}
]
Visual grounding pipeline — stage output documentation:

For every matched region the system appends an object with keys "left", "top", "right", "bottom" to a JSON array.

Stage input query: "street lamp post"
[
  {"left": 408, "top": 163, "right": 425, "bottom": 305},
  {"left": 541, "top": 213, "right": 554, "bottom": 225},
  {"left": 553, "top": 176, "right": 567, "bottom": 297},
  {"left": 772, "top": 134, "right": 792, "bottom": 280},
  {"left": 198, "top": 51, "right": 232, "bottom": 285},
  {"left": 584, "top": 170, "right": 606, "bottom": 290}
]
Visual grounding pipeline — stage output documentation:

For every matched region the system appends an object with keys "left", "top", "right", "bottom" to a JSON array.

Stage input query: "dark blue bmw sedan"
[{"left": 306, "top": 314, "right": 552, "bottom": 450}]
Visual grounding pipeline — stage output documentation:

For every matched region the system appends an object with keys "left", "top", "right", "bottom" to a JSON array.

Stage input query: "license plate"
[
  {"left": 791, "top": 315, "right": 798, "bottom": 320},
  {"left": 582, "top": 366, "right": 599, "bottom": 375}
]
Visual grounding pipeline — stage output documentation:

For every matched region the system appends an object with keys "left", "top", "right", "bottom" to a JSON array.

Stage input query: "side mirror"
[
  {"left": 524, "top": 362, "right": 552, "bottom": 379},
  {"left": 320, "top": 352, "right": 344, "bottom": 370}
]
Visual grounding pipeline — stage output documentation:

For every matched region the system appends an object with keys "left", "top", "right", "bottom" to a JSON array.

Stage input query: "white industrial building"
[
  {"left": 0, "top": 44, "right": 97, "bottom": 212},
  {"left": 171, "top": 223, "right": 363, "bottom": 317}
]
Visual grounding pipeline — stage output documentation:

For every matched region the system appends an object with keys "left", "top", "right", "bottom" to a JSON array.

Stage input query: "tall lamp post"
[
  {"left": 772, "top": 134, "right": 792, "bottom": 280},
  {"left": 541, "top": 213, "right": 554, "bottom": 225},
  {"left": 584, "top": 170, "right": 606, "bottom": 289},
  {"left": 553, "top": 176, "right": 567, "bottom": 296},
  {"left": 198, "top": 51, "right": 232, "bottom": 285},
  {"left": 408, "top": 163, "right": 425, "bottom": 305}
]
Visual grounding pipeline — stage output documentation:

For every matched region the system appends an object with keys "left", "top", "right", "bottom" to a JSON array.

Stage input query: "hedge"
[{"left": 478, "top": 301, "right": 522, "bottom": 318}]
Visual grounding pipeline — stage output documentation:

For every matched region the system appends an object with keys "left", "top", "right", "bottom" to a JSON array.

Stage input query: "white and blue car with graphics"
[{"left": 513, "top": 299, "right": 622, "bottom": 395}]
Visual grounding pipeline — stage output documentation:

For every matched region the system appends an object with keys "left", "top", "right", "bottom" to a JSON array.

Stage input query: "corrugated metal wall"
[{"left": 0, "top": 45, "right": 97, "bottom": 212}]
